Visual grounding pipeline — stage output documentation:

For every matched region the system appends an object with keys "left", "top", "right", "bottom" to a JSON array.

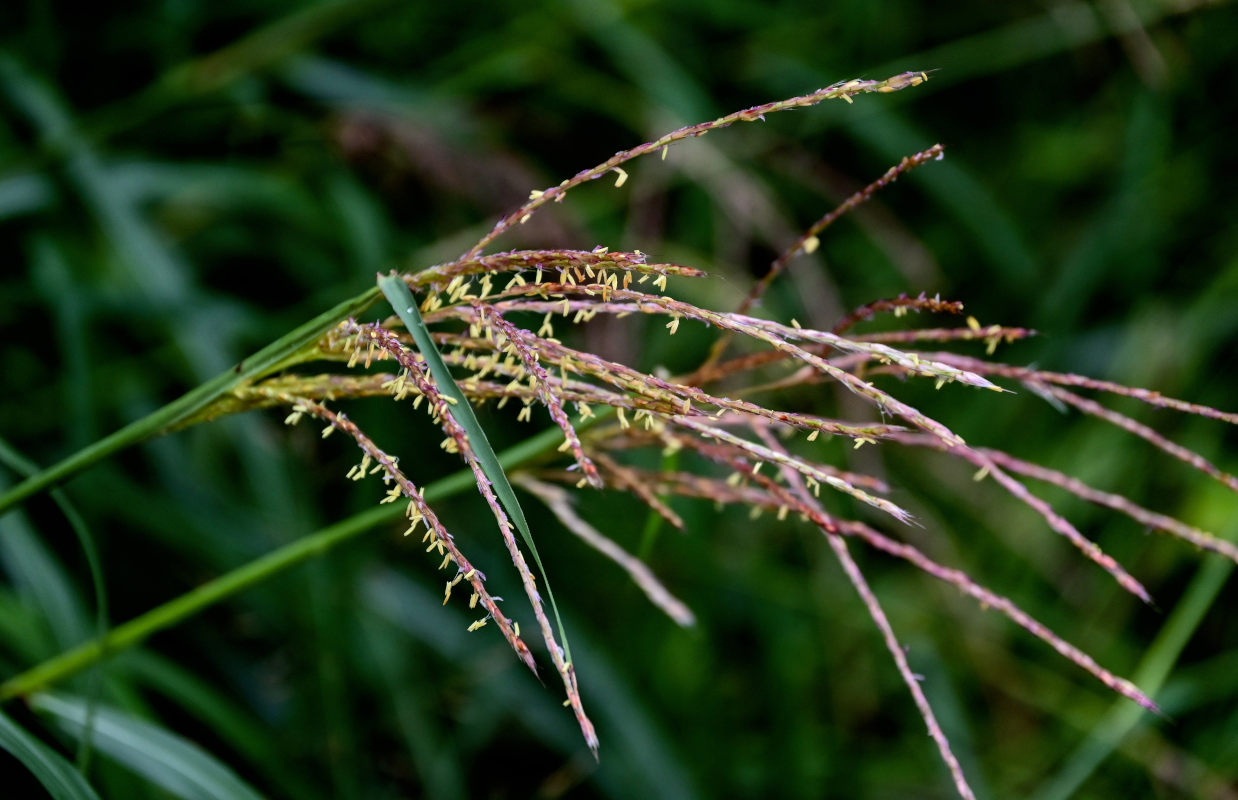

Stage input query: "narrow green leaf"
[
  {"left": 0, "top": 437, "right": 110, "bottom": 771},
  {"left": 377, "top": 273, "right": 574, "bottom": 662},
  {"left": 0, "top": 473, "right": 92, "bottom": 652},
  {"left": 0, "top": 286, "right": 382, "bottom": 516},
  {"left": 0, "top": 709, "right": 102, "bottom": 800},
  {"left": 31, "top": 693, "right": 268, "bottom": 800}
]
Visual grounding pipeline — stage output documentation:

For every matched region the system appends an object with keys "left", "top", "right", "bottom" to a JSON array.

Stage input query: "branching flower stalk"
[
  {"left": 262, "top": 93, "right": 1233, "bottom": 789},
  {"left": 5, "top": 69, "right": 1235, "bottom": 800},
  {"left": 514, "top": 475, "right": 696, "bottom": 628}
]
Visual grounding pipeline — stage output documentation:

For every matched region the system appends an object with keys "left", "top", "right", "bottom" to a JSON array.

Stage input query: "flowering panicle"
[
  {"left": 256, "top": 220, "right": 1238, "bottom": 792},
  {"left": 239, "top": 71, "right": 1237, "bottom": 799}
]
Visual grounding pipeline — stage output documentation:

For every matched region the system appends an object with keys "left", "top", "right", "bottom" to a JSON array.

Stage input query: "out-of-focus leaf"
[
  {"left": 0, "top": 173, "right": 55, "bottom": 219},
  {"left": 0, "top": 472, "right": 92, "bottom": 654},
  {"left": 31, "top": 693, "right": 268, "bottom": 800},
  {"left": 0, "top": 708, "right": 102, "bottom": 800}
]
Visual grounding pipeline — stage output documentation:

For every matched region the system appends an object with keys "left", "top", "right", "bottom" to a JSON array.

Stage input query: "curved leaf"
[
  {"left": 378, "top": 273, "right": 575, "bottom": 661},
  {"left": 31, "top": 693, "right": 267, "bottom": 800},
  {"left": 0, "top": 708, "right": 101, "bottom": 800}
]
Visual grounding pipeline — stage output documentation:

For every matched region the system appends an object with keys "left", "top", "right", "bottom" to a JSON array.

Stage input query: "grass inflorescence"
[{"left": 4, "top": 69, "right": 1235, "bottom": 800}]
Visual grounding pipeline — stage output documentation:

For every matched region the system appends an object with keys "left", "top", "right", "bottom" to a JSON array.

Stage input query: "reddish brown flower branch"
[
  {"left": 265, "top": 392, "right": 538, "bottom": 674},
  {"left": 407, "top": 249, "right": 707, "bottom": 298},
  {"left": 853, "top": 324, "right": 1035, "bottom": 351},
  {"left": 338, "top": 320, "right": 599, "bottom": 753},
  {"left": 740, "top": 144, "right": 947, "bottom": 318},
  {"left": 592, "top": 451, "right": 685, "bottom": 530},
  {"left": 748, "top": 425, "right": 977, "bottom": 800},
  {"left": 831, "top": 291, "right": 965, "bottom": 335},
  {"left": 975, "top": 446, "right": 1238, "bottom": 563},
  {"left": 924, "top": 353, "right": 1238, "bottom": 426},
  {"left": 886, "top": 432, "right": 1152, "bottom": 604},
  {"left": 1032, "top": 382, "right": 1238, "bottom": 494},
  {"left": 462, "top": 72, "right": 932, "bottom": 260},
  {"left": 672, "top": 415, "right": 916, "bottom": 525}
]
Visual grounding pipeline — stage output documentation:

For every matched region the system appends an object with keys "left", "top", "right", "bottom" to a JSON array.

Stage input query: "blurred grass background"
[{"left": 2, "top": 0, "right": 1237, "bottom": 797}]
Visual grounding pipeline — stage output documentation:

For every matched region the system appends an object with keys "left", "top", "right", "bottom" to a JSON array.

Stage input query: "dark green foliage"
[{"left": 2, "top": 2, "right": 1237, "bottom": 798}]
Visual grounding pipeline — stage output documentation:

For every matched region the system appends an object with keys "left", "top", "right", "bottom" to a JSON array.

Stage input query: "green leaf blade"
[
  {"left": 377, "top": 273, "right": 573, "bottom": 662},
  {"left": 32, "top": 693, "right": 268, "bottom": 800},
  {"left": 0, "top": 709, "right": 102, "bottom": 800}
]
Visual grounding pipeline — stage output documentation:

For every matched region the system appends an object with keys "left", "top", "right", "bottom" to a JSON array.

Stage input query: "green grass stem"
[{"left": 0, "top": 288, "right": 382, "bottom": 518}]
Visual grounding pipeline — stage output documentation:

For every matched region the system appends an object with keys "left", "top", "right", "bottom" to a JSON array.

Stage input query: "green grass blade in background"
[
  {"left": 32, "top": 693, "right": 268, "bottom": 800},
  {"left": 0, "top": 477, "right": 93, "bottom": 653},
  {"left": 361, "top": 569, "right": 700, "bottom": 800},
  {"left": 0, "top": 708, "right": 102, "bottom": 800},
  {"left": 0, "top": 438, "right": 109, "bottom": 770},
  {"left": 378, "top": 273, "right": 576, "bottom": 661},
  {"left": 119, "top": 651, "right": 323, "bottom": 800}
]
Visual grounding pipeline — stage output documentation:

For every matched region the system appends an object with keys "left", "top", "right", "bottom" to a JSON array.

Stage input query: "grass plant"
[{"left": 3, "top": 62, "right": 1236, "bottom": 798}]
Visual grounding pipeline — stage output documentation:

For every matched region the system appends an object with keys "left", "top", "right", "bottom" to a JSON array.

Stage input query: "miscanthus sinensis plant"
[{"left": 3, "top": 71, "right": 1236, "bottom": 799}]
